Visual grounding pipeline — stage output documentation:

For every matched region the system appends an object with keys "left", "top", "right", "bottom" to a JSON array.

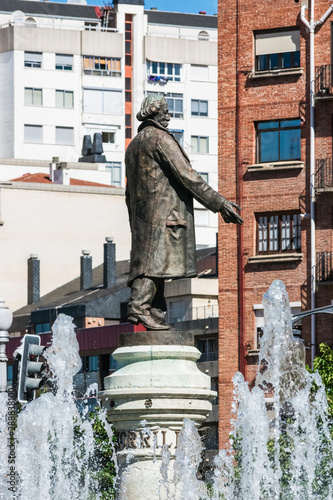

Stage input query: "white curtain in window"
[
  {"left": 56, "top": 54, "right": 73, "bottom": 66},
  {"left": 103, "top": 90, "right": 122, "bottom": 115},
  {"left": 190, "top": 64, "right": 208, "bottom": 80},
  {"left": 83, "top": 89, "right": 103, "bottom": 113},
  {"left": 24, "top": 125, "right": 42, "bottom": 143},
  {"left": 56, "top": 127, "right": 74, "bottom": 145},
  {"left": 255, "top": 30, "right": 300, "bottom": 56}
]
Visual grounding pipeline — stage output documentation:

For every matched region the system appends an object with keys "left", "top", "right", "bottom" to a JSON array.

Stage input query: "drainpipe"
[{"left": 301, "top": 1, "right": 333, "bottom": 367}]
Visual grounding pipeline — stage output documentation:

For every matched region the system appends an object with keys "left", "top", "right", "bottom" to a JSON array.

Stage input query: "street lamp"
[{"left": 0, "top": 298, "right": 13, "bottom": 392}]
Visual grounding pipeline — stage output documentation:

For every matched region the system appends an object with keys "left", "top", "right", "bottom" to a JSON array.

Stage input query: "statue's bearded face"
[{"left": 154, "top": 103, "right": 170, "bottom": 129}]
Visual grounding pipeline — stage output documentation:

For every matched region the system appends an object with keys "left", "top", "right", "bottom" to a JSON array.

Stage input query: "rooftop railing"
[
  {"left": 0, "top": 21, "right": 118, "bottom": 33},
  {"left": 167, "top": 304, "right": 218, "bottom": 323}
]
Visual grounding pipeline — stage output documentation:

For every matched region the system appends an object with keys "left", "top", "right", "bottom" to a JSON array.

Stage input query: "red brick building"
[{"left": 218, "top": 0, "right": 333, "bottom": 447}]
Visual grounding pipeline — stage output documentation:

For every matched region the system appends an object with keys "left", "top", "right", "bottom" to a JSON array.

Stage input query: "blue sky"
[{"left": 54, "top": 0, "right": 218, "bottom": 16}]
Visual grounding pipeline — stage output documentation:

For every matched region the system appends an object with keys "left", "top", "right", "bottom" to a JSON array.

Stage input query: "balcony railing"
[
  {"left": 317, "top": 252, "right": 333, "bottom": 283},
  {"left": 315, "top": 158, "right": 333, "bottom": 189},
  {"left": 315, "top": 65, "right": 333, "bottom": 96},
  {"left": 167, "top": 304, "right": 218, "bottom": 323}
]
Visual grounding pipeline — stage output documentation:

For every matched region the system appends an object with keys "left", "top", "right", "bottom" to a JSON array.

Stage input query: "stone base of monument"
[{"left": 99, "top": 330, "right": 216, "bottom": 500}]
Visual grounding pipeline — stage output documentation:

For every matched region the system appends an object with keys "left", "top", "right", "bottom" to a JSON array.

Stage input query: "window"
[
  {"left": 168, "top": 300, "right": 185, "bottom": 323},
  {"left": 147, "top": 61, "right": 181, "bottom": 82},
  {"left": 257, "top": 212, "right": 301, "bottom": 254},
  {"left": 83, "top": 88, "right": 122, "bottom": 115},
  {"left": 102, "top": 131, "right": 115, "bottom": 144},
  {"left": 24, "top": 124, "right": 42, "bottom": 143},
  {"left": 24, "top": 51, "right": 42, "bottom": 68},
  {"left": 199, "top": 172, "right": 209, "bottom": 183},
  {"left": 146, "top": 91, "right": 183, "bottom": 118},
  {"left": 88, "top": 356, "right": 98, "bottom": 372},
  {"left": 55, "top": 54, "right": 73, "bottom": 71},
  {"left": 25, "top": 87, "right": 42, "bottom": 106},
  {"left": 106, "top": 162, "right": 122, "bottom": 187},
  {"left": 257, "top": 119, "right": 301, "bottom": 163},
  {"left": 190, "top": 64, "right": 208, "bottom": 81},
  {"left": 195, "top": 208, "right": 209, "bottom": 226},
  {"left": 83, "top": 56, "right": 121, "bottom": 77},
  {"left": 255, "top": 29, "right": 300, "bottom": 72},
  {"left": 191, "top": 136, "right": 209, "bottom": 154},
  {"left": 35, "top": 322, "right": 51, "bottom": 334},
  {"left": 7, "top": 365, "right": 13, "bottom": 383},
  {"left": 170, "top": 129, "right": 184, "bottom": 147},
  {"left": 197, "top": 337, "right": 218, "bottom": 362},
  {"left": 56, "top": 90, "right": 74, "bottom": 108},
  {"left": 55, "top": 126, "right": 74, "bottom": 145},
  {"left": 191, "top": 99, "right": 208, "bottom": 117},
  {"left": 198, "top": 30, "right": 209, "bottom": 41},
  {"left": 25, "top": 17, "right": 36, "bottom": 27},
  {"left": 110, "top": 354, "right": 117, "bottom": 371}
]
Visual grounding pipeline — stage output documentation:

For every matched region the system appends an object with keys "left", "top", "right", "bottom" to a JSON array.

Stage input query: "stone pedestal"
[{"left": 99, "top": 330, "right": 216, "bottom": 499}]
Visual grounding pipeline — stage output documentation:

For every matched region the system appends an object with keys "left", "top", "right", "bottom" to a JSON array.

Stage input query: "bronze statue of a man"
[{"left": 125, "top": 95, "right": 243, "bottom": 330}]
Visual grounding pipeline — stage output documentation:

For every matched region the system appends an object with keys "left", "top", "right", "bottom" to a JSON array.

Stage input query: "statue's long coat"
[{"left": 125, "top": 120, "right": 225, "bottom": 285}]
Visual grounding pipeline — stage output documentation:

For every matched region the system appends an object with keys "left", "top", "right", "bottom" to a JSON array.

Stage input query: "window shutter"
[{"left": 255, "top": 30, "right": 300, "bottom": 56}]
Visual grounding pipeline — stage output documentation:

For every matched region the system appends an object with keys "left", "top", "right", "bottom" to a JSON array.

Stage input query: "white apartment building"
[{"left": 0, "top": 0, "right": 218, "bottom": 248}]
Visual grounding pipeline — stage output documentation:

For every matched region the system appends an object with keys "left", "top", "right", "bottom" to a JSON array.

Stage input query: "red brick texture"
[{"left": 218, "top": 0, "right": 333, "bottom": 448}]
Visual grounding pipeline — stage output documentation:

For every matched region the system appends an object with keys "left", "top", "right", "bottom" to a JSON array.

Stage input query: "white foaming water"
[
  {"left": 0, "top": 392, "right": 10, "bottom": 500},
  {"left": 14, "top": 314, "right": 116, "bottom": 500},
  {"left": 211, "top": 280, "right": 333, "bottom": 500},
  {"left": 173, "top": 280, "right": 333, "bottom": 500}
]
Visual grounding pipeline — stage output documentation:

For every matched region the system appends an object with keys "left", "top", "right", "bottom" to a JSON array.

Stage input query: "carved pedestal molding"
[{"left": 99, "top": 330, "right": 216, "bottom": 500}]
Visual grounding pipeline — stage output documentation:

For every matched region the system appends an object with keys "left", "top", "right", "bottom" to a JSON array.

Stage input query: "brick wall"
[{"left": 218, "top": 0, "right": 333, "bottom": 448}]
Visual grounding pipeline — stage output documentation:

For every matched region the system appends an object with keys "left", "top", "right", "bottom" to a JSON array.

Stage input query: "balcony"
[
  {"left": 315, "top": 158, "right": 333, "bottom": 192},
  {"left": 167, "top": 304, "right": 218, "bottom": 324},
  {"left": 315, "top": 65, "right": 333, "bottom": 97},
  {"left": 317, "top": 252, "right": 333, "bottom": 284},
  {"left": 198, "top": 351, "right": 218, "bottom": 363}
]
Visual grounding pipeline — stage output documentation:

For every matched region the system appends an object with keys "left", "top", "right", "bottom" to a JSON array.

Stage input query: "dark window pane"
[
  {"left": 125, "top": 128, "right": 132, "bottom": 139},
  {"left": 125, "top": 55, "right": 131, "bottom": 66},
  {"left": 125, "top": 114, "right": 131, "bottom": 126},
  {"left": 125, "top": 78, "right": 131, "bottom": 90},
  {"left": 258, "top": 121, "right": 279, "bottom": 130},
  {"left": 280, "top": 129, "right": 301, "bottom": 160},
  {"left": 280, "top": 119, "right": 301, "bottom": 128},
  {"left": 294, "top": 51, "right": 300, "bottom": 67},
  {"left": 167, "top": 63, "right": 173, "bottom": 75},
  {"left": 260, "top": 131, "right": 279, "bottom": 162},
  {"left": 125, "top": 31, "right": 132, "bottom": 41},
  {"left": 269, "top": 53, "right": 279, "bottom": 70},
  {"left": 257, "top": 55, "right": 268, "bottom": 71},
  {"left": 125, "top": 41, "right": 131, "bottom": 54},
  {"left": 282, "top": 52, "right": 291, "bottom": 69},
  {"left": 125, "top": 22, "right": 131, "bottom": 31},
  {"left": 159, "top": 62, "right": 165, "bottom": 74},
  {"left": 175, "top": 64, "right": 181, "bottom": 75}
]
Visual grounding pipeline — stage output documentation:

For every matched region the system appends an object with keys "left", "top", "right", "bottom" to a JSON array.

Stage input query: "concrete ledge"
[
  {"left": 249, "top": 68, "right": 303, "bottom": 79},
  {"left": 119, "top": 330, "right": 194, "bottom": 347},
  {"left": 248, "top": 253, "right": 303, "bottom": 264},
  {"left": 248, "top": 160, "right": 304, "bottom": 172}
]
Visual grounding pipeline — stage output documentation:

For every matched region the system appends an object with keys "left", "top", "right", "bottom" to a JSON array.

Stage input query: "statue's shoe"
[{"left": 128, "top": 313, "right": 172, "bottom": 330}]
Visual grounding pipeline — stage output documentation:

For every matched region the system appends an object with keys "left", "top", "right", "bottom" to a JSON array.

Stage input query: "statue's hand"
[{"left": 220, "top": 200, "right": 244, "bottom": 225}]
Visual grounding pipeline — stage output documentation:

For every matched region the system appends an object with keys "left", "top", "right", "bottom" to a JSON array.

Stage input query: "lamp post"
[{"left": 0, "top": 298, "right": 13, "bottom": 392}]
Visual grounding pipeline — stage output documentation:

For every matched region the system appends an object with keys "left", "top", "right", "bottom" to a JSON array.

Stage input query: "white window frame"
[
  {"left": 25, "top": 87, "right": 43, "bottom": 106},
  {"left": 254, "top": 29, "right": 301, "bottom": 73},
  {"left": 106, "top": 162, "right": 122, "bottom": 187},
  {"left": 24, "top": 51, "right": 42, "bottom": 68},
  {"left": 55, "top": 126, "right": 74, "bottom": 145},
  {"left": 24, "top": 124, "right": 43, "bottom": 143},
  {"left": 191, "top": 99, "right": 208, "bottom": 117},
  {"left": 191, "top": 136, "right": 209, "bottom": 154},
  {"left": 147, "top": 61, "right": 181, "bottom": 82},
  {"left": 55, "top": 90, "right": 74, "bottom": 108},
  {"left": 83, "top": 56, "right": 121, "bottom": 77},
  {"left": 55, "top": 54, "right": 73, "bottom": 71}
]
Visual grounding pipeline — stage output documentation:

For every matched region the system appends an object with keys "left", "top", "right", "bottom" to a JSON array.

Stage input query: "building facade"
[
  {"left": 218, "top": 0, "right": 333, "bottom": 447},
  {"left": 0, "top": 0, "right": 219, "bottom": 248}
]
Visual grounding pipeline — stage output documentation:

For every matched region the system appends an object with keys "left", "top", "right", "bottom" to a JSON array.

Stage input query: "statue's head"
[{"left": 137, "top": 94, "right": 170, "bottom": 129}]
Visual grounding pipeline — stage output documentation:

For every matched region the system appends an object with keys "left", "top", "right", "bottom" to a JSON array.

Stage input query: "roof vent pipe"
[
  {"left": 80, "top": 250, "right": 92, "bottom": 291},
  {"left": 104, "top": 237, "right": 116, "bottom": 288},
  {"left": 27, "top": 254, "right": 40, "bottom": 304}
]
